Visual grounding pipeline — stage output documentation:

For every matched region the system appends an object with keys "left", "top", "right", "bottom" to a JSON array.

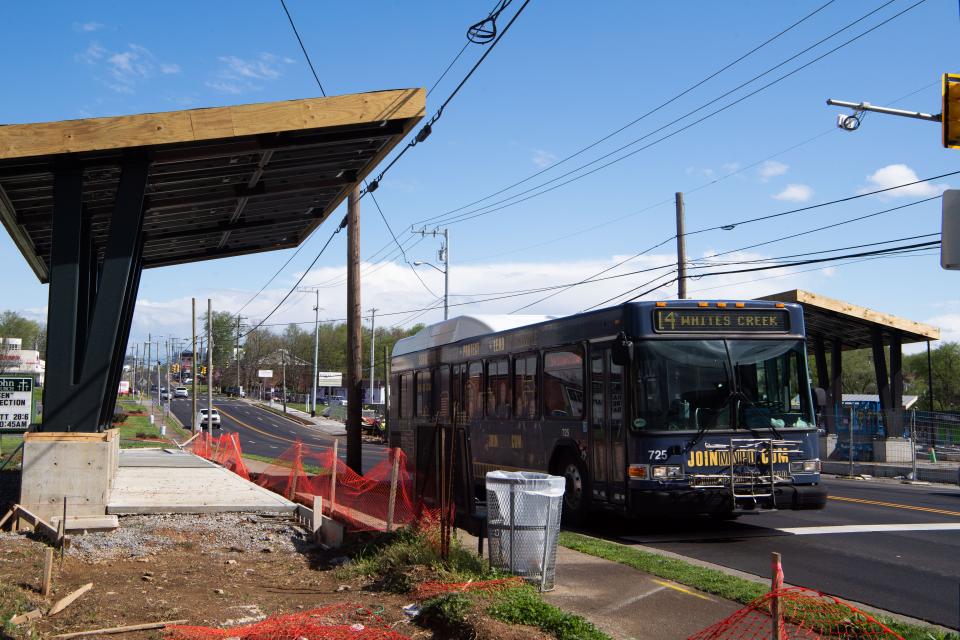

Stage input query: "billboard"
[
  {"left": 318, "top": 371, "right": 343, "bottom": 387},
  {"left": 257, "top": 369, "right": 273, "bottom": 378},
  {"left": 0, "top": 376, "right": 33, "bottom": 432}
]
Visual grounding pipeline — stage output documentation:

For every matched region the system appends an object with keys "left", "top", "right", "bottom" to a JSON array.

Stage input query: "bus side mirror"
[
  {"left": 612, "top": 333, "right": 633, "bottom": 366},
  {"left": 813, "top": 387, "right": 827, "bottom": 410}
]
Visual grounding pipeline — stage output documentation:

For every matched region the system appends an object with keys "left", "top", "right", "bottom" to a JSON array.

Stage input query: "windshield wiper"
[{"left": 732, "top": 390, "right": 782, "bottom": 440}]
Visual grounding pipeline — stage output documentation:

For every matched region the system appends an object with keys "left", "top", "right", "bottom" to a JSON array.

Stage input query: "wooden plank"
[
  {"left": 759, "top": 289, "right": 940, "bottom": 342},
  {"left": 48, "top": 583, "right": 93, "bottom": 616},
  {"left": 0, "top": 90, "right": 425, "bottom": 161},
  {"left": 41, "top": 547, "right": 54, "bottom": 596},
  {"left": 10, "top": 609, "right": 42, "bottom": 625},
  {"left": 50, "top": 619, "right": 188, "bottom": 638},
  {"left": 24, "top": 432, "right": 111, "bottom": 442}
]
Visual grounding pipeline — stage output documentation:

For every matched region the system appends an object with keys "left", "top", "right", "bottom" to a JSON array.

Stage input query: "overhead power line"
[
  {"left": 279, "top": 0, "right": 327, "bottom": 96},
  {"left": 415, "top": 0, "right": 838, "bottom": 226},
  {"left": 419, "top": 0, "right": 926, "bottom": 228}
]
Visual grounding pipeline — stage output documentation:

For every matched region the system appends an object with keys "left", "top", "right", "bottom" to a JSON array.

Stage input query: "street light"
[{"left": 413, "top": 260, "right": 448, "bottom": 320}]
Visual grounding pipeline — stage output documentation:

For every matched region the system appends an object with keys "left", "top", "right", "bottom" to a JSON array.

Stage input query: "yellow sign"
[
  {"left": 943, "top": 73, "right": 960, "bottom": 149},
  {"left": 685, "top": 448, "right": 789, "bottom": 468}
]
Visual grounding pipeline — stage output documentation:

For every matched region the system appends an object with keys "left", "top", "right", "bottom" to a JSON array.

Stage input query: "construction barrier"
[
  {"left": 687, "top": 587, "right": 903, "bottom": 640},
  {"left": 165, "top": 603, "right": 409, "bottom": 640}
]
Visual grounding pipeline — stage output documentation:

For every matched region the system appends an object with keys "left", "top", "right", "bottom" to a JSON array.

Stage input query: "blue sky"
[{"left": 1, "top": 0, "right": 958, "bottom": 351}]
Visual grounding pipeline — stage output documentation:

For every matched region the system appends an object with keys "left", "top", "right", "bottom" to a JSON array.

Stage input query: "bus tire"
[{"left": 558, "top": 454, "right": 590, "bottom": 525}]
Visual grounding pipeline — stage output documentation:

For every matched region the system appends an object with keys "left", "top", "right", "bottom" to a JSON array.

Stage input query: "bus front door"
[{"left": 590, "top": 347, "right": 626, "bottom": 505}]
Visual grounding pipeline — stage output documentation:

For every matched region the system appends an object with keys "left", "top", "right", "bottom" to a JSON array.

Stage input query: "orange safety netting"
[
  {"left": 252, "top": 441, "right": 419, "bottom": 533},
  {"left": 165, "top": 603, "right": 408, "bottom": 640},
  {"left": 687, "top": 587, "right": 904, "bottom": 640},
  {"left": 186, "top": 432, "right": 249, "bottom": 479},
  {"left": 414, "top": 576, "right": 525, "bottom": 600}
]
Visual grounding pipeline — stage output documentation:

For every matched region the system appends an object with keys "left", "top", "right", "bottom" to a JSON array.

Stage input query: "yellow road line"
[
  {"left": 216, "top": 408, "right": 298, "bottom": 445},
  {"left": 652, "top": 579, "right": 713, "bottom": 601},
  {"left": 829, "top": 495, "right": 960, "bottom": 518}
]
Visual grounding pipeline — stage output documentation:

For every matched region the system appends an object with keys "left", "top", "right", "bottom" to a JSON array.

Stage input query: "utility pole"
[
  {"left": 133, "top": 343, "right": 139, "bottom": 396},
  {"left": 675, "top": 192, "right": 687, "bottom": 300},
  {"left": 207, "top": 299, "right": 213, "bottom": 425},
  {"left": 235, "top": 315, "right": 245, "bottom": 392},
  {"left": 192, "top": 298, "right": 198, "bottom": 429},
  {"left": 369, "top": 308, "right": 379, "bottom": 407},
  {"left": 298, "top": 287, "right": 322, "bottom": 417},
  {"left": 281, "top": 348, "right": 287, "bottom": 415},
  {"left": 346, "top": 186, "right": 363, "bottom": 473},
  {"left": 413, "top": 226, "right": 450, "bottom": 320}
]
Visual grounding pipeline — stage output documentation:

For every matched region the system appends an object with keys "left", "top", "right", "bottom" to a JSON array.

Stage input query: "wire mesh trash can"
[{"left": 485, "top": 470, "right": 564, "bottom": 591}]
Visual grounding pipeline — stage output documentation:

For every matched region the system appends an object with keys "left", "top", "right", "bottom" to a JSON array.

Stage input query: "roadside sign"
[
  {"left": 257, "top": 369, "right": 273, "bottom": 378},
  {"left": 318, "top": 371, "right": 342, "bottom": 387},
  {"left": 0, "top": 376, "right": 34, "bottom": 432},
  {"left": 943, "top": 190, "right": 960, "bottom": 270}
]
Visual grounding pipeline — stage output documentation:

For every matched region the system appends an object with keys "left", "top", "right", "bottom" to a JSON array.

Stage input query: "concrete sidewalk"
[{"left": 458, "top": 530, "right": 740, "bottom": 640}]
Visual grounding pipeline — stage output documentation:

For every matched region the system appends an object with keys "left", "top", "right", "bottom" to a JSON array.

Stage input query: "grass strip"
[
  {"left": 559, "top": 531, "right": 958, "bottom": 640},
  {"left": 488, "top": 585, "right": 612, "bottom": 640}
]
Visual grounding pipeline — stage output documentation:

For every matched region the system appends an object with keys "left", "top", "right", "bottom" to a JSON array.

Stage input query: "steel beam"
[
  {"left": 889, "top": 331, "right": 903, "bottom": 434},
  {"left": 831, "top": 338, "right": 843, "bottom": 423},
  {"left": 870, "top": 327, "right": 893, "bottom": 436},
  {"left": 41, "top": 151, "right": 149, "bottom": 432}
]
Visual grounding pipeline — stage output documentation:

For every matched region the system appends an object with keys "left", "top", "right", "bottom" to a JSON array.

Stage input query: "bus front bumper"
[{"left": 628, "top": 482, "right": 827, "bottom": 514}]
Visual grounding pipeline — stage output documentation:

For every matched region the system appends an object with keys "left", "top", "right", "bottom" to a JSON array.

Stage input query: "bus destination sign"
[{"left": 653, "top": 308, "right": 789, "bottom": 333}]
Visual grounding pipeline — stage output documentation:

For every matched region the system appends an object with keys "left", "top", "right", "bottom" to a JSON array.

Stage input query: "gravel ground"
[{"left": 68, "top": 513, "right": 307, "bottom": 562}]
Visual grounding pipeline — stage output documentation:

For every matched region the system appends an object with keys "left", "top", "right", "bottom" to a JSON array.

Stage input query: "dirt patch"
[{"left": 0, "top": 514, "right": 555, "bottom": 640}]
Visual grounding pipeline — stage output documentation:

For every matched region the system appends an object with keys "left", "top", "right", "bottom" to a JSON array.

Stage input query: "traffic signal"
[
  {"left": 172, "top": 363, "right": 179, "bottom": 374},
  {"left": 943, "top": 73, "right": 960, "bottom": 149},
  {"left": 200, "top": 365, "right": 207, "bottom": 376}
]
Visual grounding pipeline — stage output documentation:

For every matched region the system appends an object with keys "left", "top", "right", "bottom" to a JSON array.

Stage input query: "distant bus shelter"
[
  {"left": 0, "top": 89, "right": 424, "bottom": 432},
  {"left": 757, "top": 290, "right": 940, "bottom": 435}
]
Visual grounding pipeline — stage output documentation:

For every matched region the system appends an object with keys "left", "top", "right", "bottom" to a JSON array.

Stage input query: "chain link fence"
[{"left": 818, "top": 406, "right": 960, "bottom": 483}]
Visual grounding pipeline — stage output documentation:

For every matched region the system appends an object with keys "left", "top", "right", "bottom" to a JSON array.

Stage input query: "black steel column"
[
  {"left": 870, "top": 326, "right": 893, "bottom": 434},
  {"left": 831, "top": 338, "right": 843, "bottom": 423},
  {"left": 926, "top": 340, "right": 935, "bottom": 411},
  {"left": 813, "top": 334, "right": 833, "bottom": 433},
  {"left": 42, "top": 152, "right": 150, "bottom": 432},
  {"left": 889, "top": 331, "right": 903, "bottom": 434}
]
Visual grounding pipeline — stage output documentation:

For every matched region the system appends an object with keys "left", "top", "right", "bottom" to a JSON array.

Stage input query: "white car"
[
  {"left": 328, "top": 395, "right": 347, "bottom": 406},
  {"left": 196, "top": 408, "right": 221, "bottom": 429},
  {"left": 174, "top": 387, "right": 188, "bottom": 398}
]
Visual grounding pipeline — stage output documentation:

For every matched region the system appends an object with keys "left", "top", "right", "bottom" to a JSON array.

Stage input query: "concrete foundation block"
[
  {"left": 873, "top": 438, "right": 912, "bottom": 463},
  {"left": 20, "top": 430, "right": 119, "bottom": 522}
]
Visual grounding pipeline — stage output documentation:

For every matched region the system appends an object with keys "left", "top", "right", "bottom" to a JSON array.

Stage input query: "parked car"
[
  {"left": 174, "top": 387, "right": 188, "bottom": 398},
  {"left": 328, "top": 395, "right": 347, "bottom": 406},
  {"left": 182, "top": 377, "right": 193, "bottom": 385},
  {"left": 160, "top": 389, "right": 172, "bottom": 401},
  {"left": 196, "top": 408, "right": 221, "bottom": 429}
]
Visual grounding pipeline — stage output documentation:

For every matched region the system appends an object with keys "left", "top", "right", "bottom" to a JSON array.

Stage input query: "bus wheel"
[{"left": 560, "top": 455, "right": 589, "bottom": 525}]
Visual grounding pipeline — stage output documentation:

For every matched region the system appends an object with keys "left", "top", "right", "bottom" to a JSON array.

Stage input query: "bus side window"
[
  {"left": 544, "top": 347, "right": 584, "bottom": 418},
  {"left": 451, "top": 364, "right": 464, "bottom": 419},
  {"left": 415, "top": 370, "right": 433, "bottom": 418},
  {"left": 389, "top": 373, "right": 400, "bottom": 420},
  {"left": 466, "top": 361, "right": 483, "bottom": 421},
  {"left": 439, "top": 365, "right": 450, "bottom": 420},
  {"left": 514, "top": 353, "right": 538, "bottom": 420},
  {"left": 401, "top": 372, "right": 413, "bottom": 419},
  {"left": 486, "top": 358, "right": 510, "bottom": 419}
]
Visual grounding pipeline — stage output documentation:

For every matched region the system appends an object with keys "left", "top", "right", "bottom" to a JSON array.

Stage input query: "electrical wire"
[
  {"left": 421, "top": 0, "right": 926, "bottom": 228},
  {"left": 414, "top": 0, "right": 839, "bottom": 226},
  {"left": 279, "top": 0, "right": 327, "bottom": 96}
]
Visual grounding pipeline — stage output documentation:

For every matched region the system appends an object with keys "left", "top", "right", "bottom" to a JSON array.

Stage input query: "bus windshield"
[{"left": 634, "top": 339, "right": 814, "bottom": 432}]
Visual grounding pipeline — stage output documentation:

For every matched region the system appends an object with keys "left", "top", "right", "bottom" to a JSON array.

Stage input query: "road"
[
  {"left": 578, "top": 477, "right": 960, "bottom": 628},
  {"left": 167, "top": 396, "right": 387, "bottom": 473}
]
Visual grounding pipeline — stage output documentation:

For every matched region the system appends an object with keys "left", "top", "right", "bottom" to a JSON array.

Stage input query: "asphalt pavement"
[
  {"left": 167, "top": 396, "right": 387, "bottom": 473},
  {"left": 578, "top": 477, "right": 960, "bottom": 628}
]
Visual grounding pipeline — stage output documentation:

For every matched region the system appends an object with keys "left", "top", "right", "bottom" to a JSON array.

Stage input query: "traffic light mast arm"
[{"left": 826, "top": 98, "right": 942, "bottom": 122}]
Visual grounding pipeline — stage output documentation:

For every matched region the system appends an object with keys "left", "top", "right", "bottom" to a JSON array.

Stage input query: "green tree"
[
  {"left": 0, "top": 311, "right": 45, "bottom": 355},
  {"left": 203, "top": 310, "right": 237, "bottom": 382},
  {"left": 905, "top": 342, "right": 960, "bottom": 411}
]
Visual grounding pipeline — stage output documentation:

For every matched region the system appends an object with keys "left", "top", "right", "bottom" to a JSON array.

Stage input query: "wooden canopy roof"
[
  {"left": 0, "top": 88, "right": 424, "bottom": 282},
  {"left": 757, "top": 289, "right": 940, "bottom": 349}
]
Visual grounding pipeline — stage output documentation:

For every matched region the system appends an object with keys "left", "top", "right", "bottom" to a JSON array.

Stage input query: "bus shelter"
[
  {"left": 757, "top": 290, "right": 940, "bottom": 440},
  {"left": 0, "top": 89, "right": 424, "bottom": 433}
]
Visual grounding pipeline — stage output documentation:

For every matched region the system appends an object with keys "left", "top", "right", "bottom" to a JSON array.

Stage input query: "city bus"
[{"left": 388, "top": 300, "right": 827, "bottom": 523}]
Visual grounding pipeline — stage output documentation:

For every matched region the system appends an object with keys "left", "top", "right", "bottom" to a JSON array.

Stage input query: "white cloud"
[
  {"left": 207, "top": 53, "right": 292, "bottom": 93},
  {"left": 861, "top": 164, "right": 950, "bottom": 198},
  {"left": 721, "top": 162, "right": 741, "bottom": 172},
  {"left": 759, "top": 160, "right": 789, "bottom": 180},
  {"left": 74, "top": 21, "right": 105, "bottom": 32},
  {"left": 76, "top": 41, "right": 179, "bottom": 94},
  {"left": 772, "top": 184, "right": 813, "bottom": 202},
  {"left": 531, "top": 149, "right": 557, "bottom": 169}
]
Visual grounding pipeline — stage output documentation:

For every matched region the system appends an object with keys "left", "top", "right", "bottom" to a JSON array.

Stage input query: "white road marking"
[{"left": 775, "top": 523, "right": 960, "bottom": 535}]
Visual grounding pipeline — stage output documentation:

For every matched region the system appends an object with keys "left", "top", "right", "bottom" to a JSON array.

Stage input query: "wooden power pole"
[
  {"left": 675, "top": 191, "right": 687, "bottom": 300},
  {"left": 191, "top": 298, "right": 198, "bottom": 429},
  {"left": 346, "top": 187, "right": 363, "bottom": 473}
]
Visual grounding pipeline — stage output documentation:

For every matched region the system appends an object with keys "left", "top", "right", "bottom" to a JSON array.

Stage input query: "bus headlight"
[
  {"left": 790, "top": 460, "right": 821, "bottom": 473},
  {"left": 628, "top": 464, "right": 649, "bottom": 479},
  {"left": 652, "top": 465, "right": 683, "bottom": 479}
]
